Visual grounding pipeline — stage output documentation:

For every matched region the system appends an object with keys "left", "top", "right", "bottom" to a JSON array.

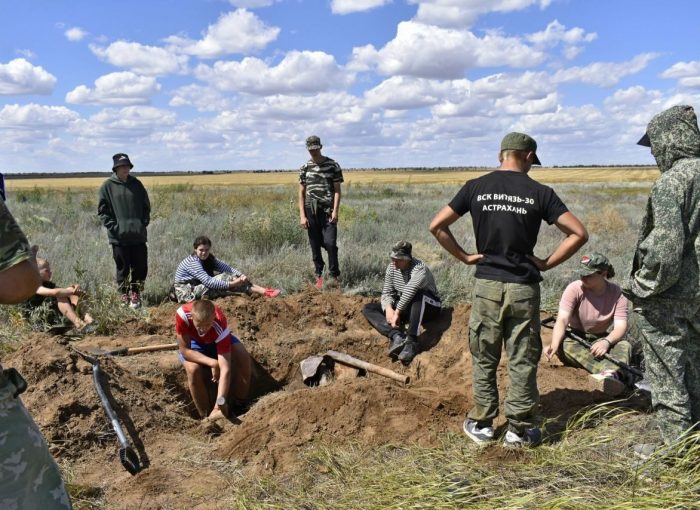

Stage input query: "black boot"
[
  {"left": 398, "top": 339, "right": 419, "bottom": 363},
  {"left": 388, "top": 332, "right": 407, "bottom": 358}
]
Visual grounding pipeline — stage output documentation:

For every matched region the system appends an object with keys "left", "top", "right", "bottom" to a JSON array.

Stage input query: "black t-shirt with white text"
[{"left": 448, "top": 171, "right": 568, "bottom": 283}]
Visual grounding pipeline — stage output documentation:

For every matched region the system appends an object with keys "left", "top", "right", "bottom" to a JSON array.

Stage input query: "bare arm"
[
  {"left": 529, "top": 211, "right": 588, "bottom": 271},
  {"left": 330, "top": 182, "right": 341, "bottom": 224},
  {"left": 36, "top": 284, "right": 81, "bottom": 298},
  {"left": 0, "top": 260, "right": 42, "bottom": 304},
  {"left": 429, "top": 206, "right": 483, "bottom": 265},
  {"left": 590, "top": 319, "right": 628, "bottom": 357},
  {"left": 545, "top": 309, "right": 571, "bottom": 359},
  {"left": 298, "top": 184, "right": 308, "bottom": 228},
  {"left": 177, "top": 333, "right": 218, "bottom": 368},
  {"left": 214, "top": 351, "right": 231, "bottom": 406}
]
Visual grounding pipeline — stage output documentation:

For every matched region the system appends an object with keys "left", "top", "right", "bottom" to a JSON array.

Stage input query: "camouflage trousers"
[
  {"left": 0, "top": 374, "right": 72, "bottom": 509},
  {"left": 631, "top": 306, "right": 700, "bottom": 445},
  {"left": 559, "top": 334, "right": 632, "bottom": 375},
  {"left": 173, "top": 273, "right": 252, "bottom": 303},
  {"left": 467, "top": 279, "right": 542, "bottom": 433}
]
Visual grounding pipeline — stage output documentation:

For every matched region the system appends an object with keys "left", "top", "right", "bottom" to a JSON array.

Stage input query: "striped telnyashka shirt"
[
  {"left": 299, "top": 156, "right": 343, "bottom": 208},
  {"left": 380, "top": 258, "right": 439, "bottom": 311},
  {"left": 174, "top": 255, "right": 242, "bottom": 290}
]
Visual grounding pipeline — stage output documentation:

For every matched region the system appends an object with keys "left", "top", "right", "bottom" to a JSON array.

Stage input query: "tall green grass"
[{"left": 0, "top": 181, "right": 647, "bottom": 341}]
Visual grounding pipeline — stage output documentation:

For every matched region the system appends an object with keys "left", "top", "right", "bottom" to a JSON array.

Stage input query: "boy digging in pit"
[{"left": 175, "top": 299, "right": 252, "bottom": 420}]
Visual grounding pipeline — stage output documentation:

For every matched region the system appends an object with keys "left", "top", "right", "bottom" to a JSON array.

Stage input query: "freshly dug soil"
[{"left": 4, "top": 288, "right": 622, "bottom": 508}]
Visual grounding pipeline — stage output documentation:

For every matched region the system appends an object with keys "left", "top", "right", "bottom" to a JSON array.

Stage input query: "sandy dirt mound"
[{"left": 4, "top": 288, "right": 622, "bottom": 507}]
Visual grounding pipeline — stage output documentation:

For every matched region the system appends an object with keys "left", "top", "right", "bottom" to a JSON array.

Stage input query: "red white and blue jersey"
[{"left": 175, "top": 302, "right": 231, "bottom": 355}]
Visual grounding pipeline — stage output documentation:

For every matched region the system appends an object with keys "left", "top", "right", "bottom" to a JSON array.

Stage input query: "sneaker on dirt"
[
  {"left": 129, "top": 292, "right": 142, "bottom": 309},
  {"left": 314, "top": 276, "right": 324, "bottom": 290},
  {"left": 503, "top": 427, "right": 542, "bottom": 447},
  {"left": 263, "top": 288, "right": 281, "bottom": 298},
  {"left": 121, "top": 293, "right": 130, "bottom": 306},
  {"left": 388, "top": 332, "right": 407, "bottom": 357},
  {"left": 398, "top": 341, "right": 418, "bottom": 363},
  {"left": 463, "top": 419, "right": 495, "bottom": 444}
]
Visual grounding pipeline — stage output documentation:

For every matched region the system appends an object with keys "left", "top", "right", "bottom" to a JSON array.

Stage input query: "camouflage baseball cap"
[
  {"left": 500, "top": 132, "right": 542, "bottom": 165},
  {"left": 306, "top": 135, "right": 322, "bottom": 150},
  {"left": 390, "top": 240, "right": 412, "bottom": 260},
  {"left": 579, "top": 252, "right": 614, "bottom": 277}
]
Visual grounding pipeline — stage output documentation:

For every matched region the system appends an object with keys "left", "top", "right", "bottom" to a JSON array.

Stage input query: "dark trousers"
[
  {"left": 305, "top": 206, "right": 339, "bottom": 277},
  {"left": 363, "top": 292, "right": 441, "bottom": 340},
  {"left": 111, "top": 243, "right": 148, "bottom": 294}
]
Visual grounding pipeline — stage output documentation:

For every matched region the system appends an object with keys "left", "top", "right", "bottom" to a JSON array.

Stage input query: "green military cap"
[
  {"left": 500, "top": 132, "right": 542, "bottom": 165},
  {"left": 579, "top": 252, "right": 614, "bottom": 277},
  {"left": 306, "top": 135, "right": 322, "bottom": 150}
]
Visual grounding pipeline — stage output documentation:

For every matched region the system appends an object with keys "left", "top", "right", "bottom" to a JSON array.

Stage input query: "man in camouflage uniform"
[
  {"left": 624, "top": 105, "right": 700, "bottom": 457},
  {"left": 298, "top": 135, "right": 343, "bottom": 289},
  {"left": 0, "top": 197, "right": 73, "bottom": 509}
]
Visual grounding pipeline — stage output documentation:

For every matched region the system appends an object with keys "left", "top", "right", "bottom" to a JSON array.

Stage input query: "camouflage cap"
[
  {"left": 500, "top": 132, "right": 542, "bottom": 165},
  {"left": 579, "top": 252, "right": 614, "bottom": 277},
  {"left": 112, "top": 153, "right": 133, "bottom": 171},
  {"left": 390, "top": 240, "right": 412, "bottom": 260},
  {"left": 306, "top": 135, "right": 322, "bottom": 150}
]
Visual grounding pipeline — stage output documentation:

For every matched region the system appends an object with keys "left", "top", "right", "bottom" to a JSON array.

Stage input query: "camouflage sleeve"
[
  {"left": 333, "top": 161, "right": 344, "bottom": 183},
  {"left": 0, "top": 197, "right": 32, "bottom": 273},
  {"left": 299, "top": 164, "right": 307, "bottom": 185},
  {"left": 628, "top": 177, "right": 685, "bottom": 298}
]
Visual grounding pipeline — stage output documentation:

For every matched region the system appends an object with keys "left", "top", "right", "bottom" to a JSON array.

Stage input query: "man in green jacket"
[
  {"left": 625, "top": 105, "right": 700, "bottom": 459},
  {"left": 97, "top": 153, "right": 150, "bottom": 308}
]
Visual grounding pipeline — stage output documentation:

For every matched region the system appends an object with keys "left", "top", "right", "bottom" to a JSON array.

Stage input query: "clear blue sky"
[{"left": 1, "top": 0, "right": 698, "bottom": 172}]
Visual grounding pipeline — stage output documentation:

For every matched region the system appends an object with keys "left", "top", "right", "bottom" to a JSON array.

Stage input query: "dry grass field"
[{"left": 5, "top": 166, "right": 659, "bottom": 189}]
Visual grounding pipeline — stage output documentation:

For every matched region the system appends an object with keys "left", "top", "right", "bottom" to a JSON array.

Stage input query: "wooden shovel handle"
[
  {"left": 325, "top": 350, "right": 410, "bottom": 384},
  {"left": 125, "top": 343, "right": 179, "bottom": 355}
]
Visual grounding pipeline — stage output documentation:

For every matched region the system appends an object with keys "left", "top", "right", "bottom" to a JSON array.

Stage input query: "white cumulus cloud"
[
  {"left": 331, "top": 0, "right": 391, "bottom": 15},
  {"left": 0, "top": 103, "right": 79, "bottom": 129},
  {"left": 526, "top": 20, "right": 596, "bottom": 59},
  {"left": 72, "top": 106, "right": 177, "bottom": 142},
  {"left": 0, "top": 58, "right": 56, "bottom": 95},
  {"left": 65, "top": 27, "right": 88, "bottom": 42},
  {"left": 165, "top": 9, "right": 280, "bottom": 58},
  {"left": 409, "top": 0, "right": 552, "bottom": 28},
  {"left": 553, "top": 53, "right": 659, "bottom": 87},
  {"left": 195, "top": 50, "right": 353, "bottom": 95},
  {"left": 661, "top": 61, "right": 700, "bottom": 89},
  {"left": 65, "top": 72, "right": 160, "bottom": 105},
  {"left": 364, "top": 76, "right": 463, "bottom": 110},
  {"left": 169, "top": 84, "right": 232, "bottom": 112},
  {"left": 91, "top": 41, "right": 189, "bottom": 76},
  {"left": 350, "top": 21, "right": 546, "bottom": 79}
]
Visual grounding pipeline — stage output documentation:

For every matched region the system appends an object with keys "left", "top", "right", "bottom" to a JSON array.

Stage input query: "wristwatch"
[{"left": 216, "top": 396, "right": 226, "bottom": 407}]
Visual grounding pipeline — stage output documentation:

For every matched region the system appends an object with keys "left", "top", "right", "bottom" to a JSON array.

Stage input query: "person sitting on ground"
[
  {"left": 22, "top": 255, "right": 96, "bottom": 334},
  {"left": 175, "top": 299, "right": 252, "bottom": 420},
  {"left": 545, "top": 252, "right": 632, "bottom": 395},
  {"left": 173, "top": 235, "right": 280, "bottom": 303},
  {"left": 362, "top": 241, "right": 441, "bottom": 363}
]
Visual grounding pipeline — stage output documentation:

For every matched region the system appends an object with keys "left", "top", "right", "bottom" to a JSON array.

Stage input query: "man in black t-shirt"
[{"left": 430, "top": 132, "right": 588, "bottom": 447}]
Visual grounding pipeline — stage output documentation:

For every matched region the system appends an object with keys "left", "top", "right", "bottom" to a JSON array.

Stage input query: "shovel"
[
  {"left": 84, "top": 342, "right": 178, "bottom": 356},
  {"left": 74, "top": 349, "right": 141, "bottom": 475}
]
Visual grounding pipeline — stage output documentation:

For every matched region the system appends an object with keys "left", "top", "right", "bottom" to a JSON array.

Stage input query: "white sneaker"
[{"left": 462, "top": 419, "right": 495, "bottom": 444}]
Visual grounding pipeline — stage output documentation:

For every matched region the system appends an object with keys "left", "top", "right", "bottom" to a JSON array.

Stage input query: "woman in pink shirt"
[{"left": 545, "top": 253, "right": 631, "bottom": 392}]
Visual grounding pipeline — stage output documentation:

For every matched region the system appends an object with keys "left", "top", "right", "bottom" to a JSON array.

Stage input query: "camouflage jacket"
[
  {"left": 299, "top": 156, "right": 343, "bottom": 210},
  {"left": 622, "top": 105, "right": 700, "bottom": 314}
]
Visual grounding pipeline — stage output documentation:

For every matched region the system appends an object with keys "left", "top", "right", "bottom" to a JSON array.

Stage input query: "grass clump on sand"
[{"left": 226, "top": 403, "right": 700, "bottom": 509}]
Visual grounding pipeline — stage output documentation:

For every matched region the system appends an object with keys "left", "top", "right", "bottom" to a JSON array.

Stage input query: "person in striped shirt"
[
  {"left": 362, "top": 241, "right": 441, "bottom": 363},
  {"left": 173, "top": 236, "right": 280, "bottom": 302}
]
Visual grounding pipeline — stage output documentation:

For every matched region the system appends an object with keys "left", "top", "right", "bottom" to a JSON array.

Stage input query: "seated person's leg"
[
  {"left": 362, "top": 303, "right": 397, "bottom": 338},
  {"left": 559, "top": 337, "right": 593, "bottom": 371},
  {"left": 404, "top": 292, "right": 441, "bottom": 339},
  {"left": 55, "top": 296, "right": 85, "bottom": 329},
  {"left": 182, "top": 359, "right": 211, "bottom": 418}
]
